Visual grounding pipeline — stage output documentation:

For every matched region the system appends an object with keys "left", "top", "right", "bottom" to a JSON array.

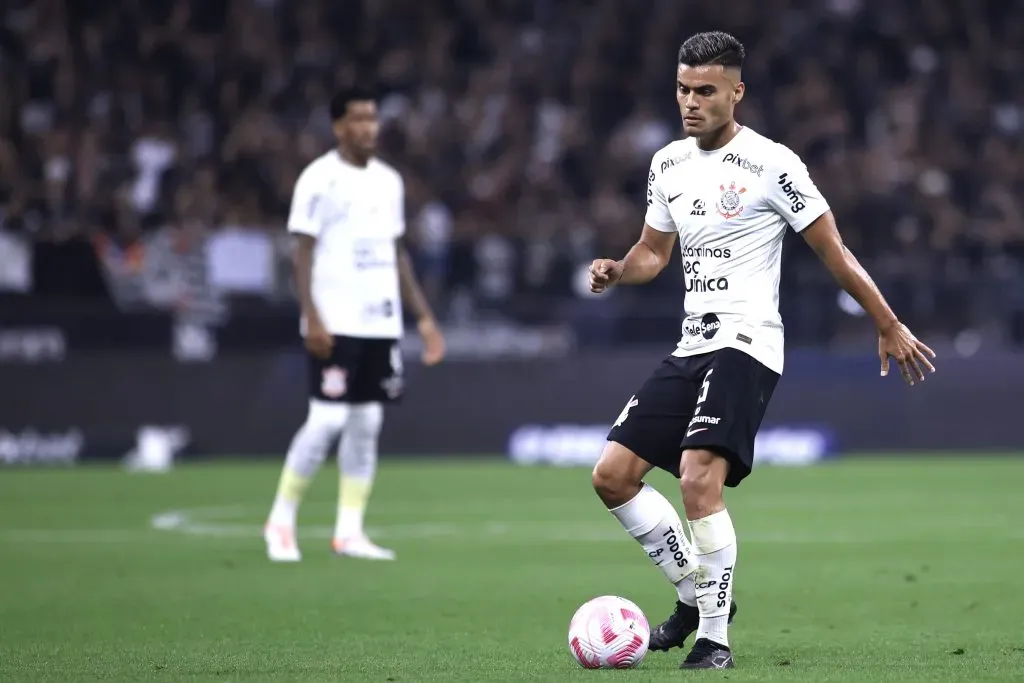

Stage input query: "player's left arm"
[
  {"left": 800, "top": 210, "right": 936, "bottom": 385},
  {"left": 769, "top": 151, "right": 936, "bottom": 384},
  {"left": 393, "top": 176, "right": 445, "bottom": 365}
]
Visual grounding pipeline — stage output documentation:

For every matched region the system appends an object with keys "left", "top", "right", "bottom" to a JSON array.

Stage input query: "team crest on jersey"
[
  {"left": 716, "top": 181, "right": 747, "bottom": 219},
  {"left": 321, "top": 366, "right": 347, "bottom": 398}
]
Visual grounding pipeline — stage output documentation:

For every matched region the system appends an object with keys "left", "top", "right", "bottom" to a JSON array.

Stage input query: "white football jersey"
[
  {"left": 645, "top": 127, "right": 829, "bottom": 373},
  {"left": 288, "top": 150, "right": 405, "bottom": 339}
]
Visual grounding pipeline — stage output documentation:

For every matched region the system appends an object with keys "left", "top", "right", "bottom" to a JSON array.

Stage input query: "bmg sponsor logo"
[{"left": 777, "top": 173, "right": 806, "bottom": 213}]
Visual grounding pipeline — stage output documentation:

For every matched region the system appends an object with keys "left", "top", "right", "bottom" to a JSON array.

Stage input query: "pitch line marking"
[
  {"left": 142, "top": 504, "right": 1010, "bottom": 544},
  {"left": 1, "top": 504, "right": 1004, "bottom": 543}
]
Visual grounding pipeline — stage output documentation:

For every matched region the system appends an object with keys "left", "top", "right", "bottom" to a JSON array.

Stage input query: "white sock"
[
  {"left": 267, "top": 400, "right": 349, "bottom": 528},
  {"left": 688, "top": 509, "right": 737, "bottom": 648},
  {"left": 334, "top": 403, "right": 382, "bottom": 540},
  {"left": 609, "top": 483, "right": 698, "bottom": 605}
]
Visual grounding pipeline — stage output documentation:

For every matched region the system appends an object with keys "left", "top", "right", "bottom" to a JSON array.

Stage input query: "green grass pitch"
[{"left": 2, "top": 456, "right": 1023, "bottom": 682}]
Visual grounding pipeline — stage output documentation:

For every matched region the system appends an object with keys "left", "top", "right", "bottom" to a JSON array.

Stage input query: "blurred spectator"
[{"left": 1, "top": 0, "right": 1022, "bottom": 346}]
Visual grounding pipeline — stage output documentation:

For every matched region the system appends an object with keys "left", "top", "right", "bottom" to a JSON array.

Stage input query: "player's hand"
[
  {"left": 418, "top": 317, "right": 445, "bottom": 366},
  {"left": 878, "top": 321, "right": 936, "bottom": 386},
  {"left": 589, "top": 259, "right": 623, "bottom": 294},
  {"left": 305, "top": 318, "right": 334, "bottom": 360}
]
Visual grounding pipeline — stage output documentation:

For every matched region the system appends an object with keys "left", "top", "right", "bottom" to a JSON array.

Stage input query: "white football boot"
[
  {"left": 332, "top": 536, "right": 396, "bottom": 561},
  {"left": 264, "top": 524, "right": 302, "bottom": 562}
]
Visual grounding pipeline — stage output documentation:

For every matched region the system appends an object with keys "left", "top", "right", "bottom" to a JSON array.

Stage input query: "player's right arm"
[
  {"left": 589, "top": 226, "right": 677, "bottom": 292},
  {"left": 288, "top": 165, "right": 333, "bottom": 359},
  {"left": 590, "top": 156, "right": 678, "bottom": 293}
]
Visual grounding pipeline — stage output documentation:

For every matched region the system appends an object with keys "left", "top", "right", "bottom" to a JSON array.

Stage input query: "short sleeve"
[
  {"left": 287, "top": 166, "right": 323, "bottom": 237},
  {"left": 766, "top": 146, "right": 830, "bottom": 232},
  {"left": 644, "top": 156, "right": 675, "bottom": 233},
  {"left": 393, "top": 174, "right": 406, "bottom": 239}
]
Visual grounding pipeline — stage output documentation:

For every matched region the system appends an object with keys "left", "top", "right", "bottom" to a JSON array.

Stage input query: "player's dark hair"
[
  {"left": 329, "top": 86, "right": 377, "bottom": 120},
  {"left": 677, "top": 31, "right": 745, "bottom": 70}
]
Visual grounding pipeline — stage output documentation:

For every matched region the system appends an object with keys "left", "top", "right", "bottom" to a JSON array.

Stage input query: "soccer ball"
[{"left": 567, "top": 595, "right": 650, "bottom": 669}]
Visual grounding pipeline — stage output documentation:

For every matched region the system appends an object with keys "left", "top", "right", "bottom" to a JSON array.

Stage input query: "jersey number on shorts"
[
  {"left": 685, "top": 369, "right": 715, "bottom": 437},
  {"left": 389, "top": 344, "right": 403, "bottom": 376},
  {"left": 694, "top": 369, "right": 714, "bottom": 417}
]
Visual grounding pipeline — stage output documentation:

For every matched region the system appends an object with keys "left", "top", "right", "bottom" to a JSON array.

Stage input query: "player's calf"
[
  {"left": 265, "top": 400, "right": 350, "bottom": 562},
  {"left": 335, "top": 402, "right": 383, "bottom": 541},
  {"left": 593, "top": 442, "right": 700, "bottom": 609},
  {"left": 679, "top": 449, "right": 728, "bottom": 520},
  {"left": 680, "top": 449, "right": 737, "bottom": 650}
]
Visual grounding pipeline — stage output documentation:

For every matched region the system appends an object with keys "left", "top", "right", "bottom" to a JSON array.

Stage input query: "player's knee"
[
  {"left": 591, "top": 444, "right": 645, "bottom": 507},
  {"left": 591, "top": 464, "right": 625, "bottom": 506},
  {"left": 679, "top": 466, "right": 714, "bottom": 500},
  {"left": 306, "top": 399, "right": 350, "bottom": 435},
  {"left": 679, "top": 449, "right": 726, "bottom": 512},
  {"left": 347, "top": 402, "right": 383, "bottom": 438}
]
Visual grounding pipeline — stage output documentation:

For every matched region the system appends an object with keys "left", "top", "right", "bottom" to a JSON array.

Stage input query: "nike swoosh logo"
[
  {"left": 668, "top": 193, "right": 684, "bottom": 203},
  {"left": 685, "top": 427, "right": 708, "bottom": 437}
]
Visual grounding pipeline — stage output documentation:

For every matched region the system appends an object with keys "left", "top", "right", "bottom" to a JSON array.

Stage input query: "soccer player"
[
  {"left": 264, "top": 87, "right": 445, "bottom": 563},
  {"left": 588, "top": 32, "right": 936, "bottom": 669}
]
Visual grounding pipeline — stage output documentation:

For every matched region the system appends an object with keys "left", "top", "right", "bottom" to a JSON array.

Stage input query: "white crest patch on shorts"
[{"left": 321, "top": 366, "right": 348, "bottom": 398}]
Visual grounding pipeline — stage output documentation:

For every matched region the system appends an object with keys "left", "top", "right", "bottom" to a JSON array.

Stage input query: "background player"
[
  {"left": 264, "top": 87, "right": 445, "bottom": 563},
  {"left": 587, "top": 32, "right": 936, "bottom": 669}
]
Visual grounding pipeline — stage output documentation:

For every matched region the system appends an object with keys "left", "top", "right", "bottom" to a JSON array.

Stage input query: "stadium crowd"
[{"left": 1, "top": 0, "right": 1022, "bottom": 346}]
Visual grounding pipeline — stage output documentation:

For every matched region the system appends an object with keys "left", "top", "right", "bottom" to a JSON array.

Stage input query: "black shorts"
[
  {"left": 308, "top": 336, "right": 404, "bottom": 404},
  {"left": 607, "top": 347, "right": 779, "bottom": 487}
]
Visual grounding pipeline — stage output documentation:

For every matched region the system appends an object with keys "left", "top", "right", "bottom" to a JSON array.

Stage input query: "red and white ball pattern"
[{"left": 567, "top": 595, "right": 650, "bottom": 669}]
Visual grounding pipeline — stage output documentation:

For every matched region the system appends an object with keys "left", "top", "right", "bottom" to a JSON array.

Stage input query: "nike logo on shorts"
[
  {"left": 668, "top": 193, "right": 684, "bottom": 203},
  {"left": 685, "top": 427, "right": 708, "bottom": 437}
]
